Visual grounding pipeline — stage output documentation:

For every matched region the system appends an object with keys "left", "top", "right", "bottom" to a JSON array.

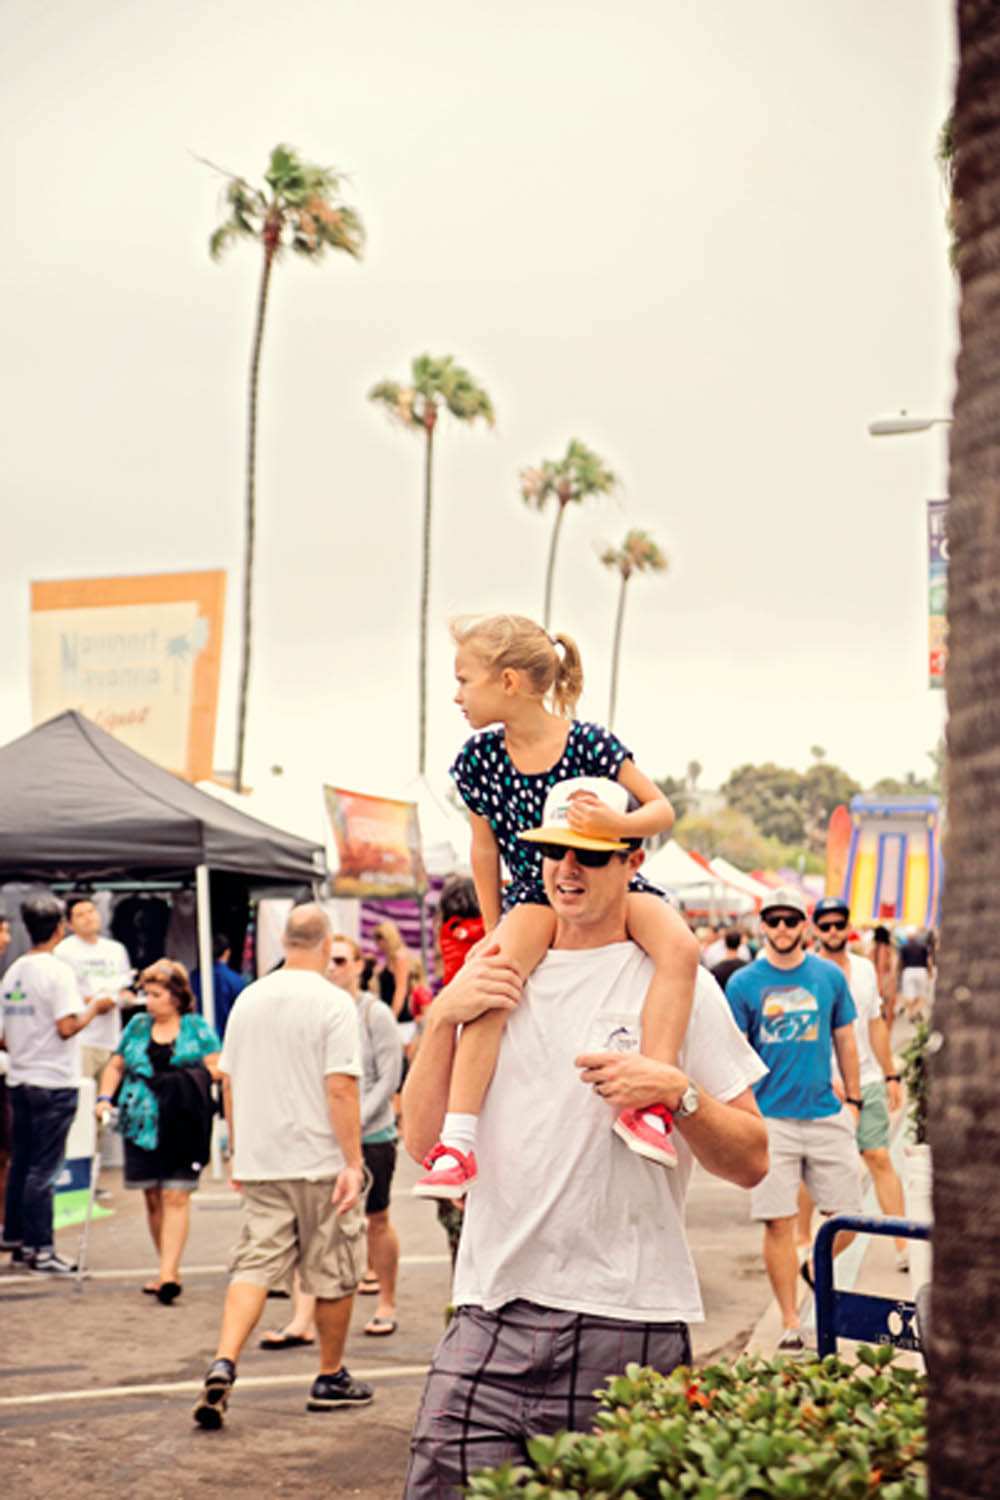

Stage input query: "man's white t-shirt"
[
  {"left": 0, "top": 953, "right": 83, "bottom": 1087},
  {"left": 219, "top": 968, "right": 361, "bottom": 1181},
  {"left": 452, "top": 944, "right": 767, "bottom": 1325},
  {"left": 55, "top": 934, "right": 133, "bottom": 1050},
  {"left": 846, "top": 953, "right": 883, "bottom": 1088}
]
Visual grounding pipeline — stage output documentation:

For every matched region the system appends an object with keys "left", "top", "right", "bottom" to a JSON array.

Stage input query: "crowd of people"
[{"left": 0, "top": 611, "right": 936, "bottom": 1499}]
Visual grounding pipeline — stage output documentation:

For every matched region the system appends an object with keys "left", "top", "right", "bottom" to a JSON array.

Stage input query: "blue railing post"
[{"left": 813, "top": 1214, "right": 931, "bottom": 1357}]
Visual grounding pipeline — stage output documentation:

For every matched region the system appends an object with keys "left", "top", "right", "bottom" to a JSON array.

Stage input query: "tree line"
[{"left": 655, "top": 742, "right": 943, "bottom": 873}]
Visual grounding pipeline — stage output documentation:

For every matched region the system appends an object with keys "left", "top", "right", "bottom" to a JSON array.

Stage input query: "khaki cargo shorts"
[
  {"left": 751, "top": 1112, "right": 863, "bottom": 1221},
  {"left": 229, "top": 1178, "right": 367, "bottom": 1299}
]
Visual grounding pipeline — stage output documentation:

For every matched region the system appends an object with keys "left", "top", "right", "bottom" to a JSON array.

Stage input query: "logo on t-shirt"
[
  {"left": 760, "top": 986, "right": 819, "bottom": 1044},
  {"left": 3, "top": 983, "right": 28, "bottom": 1004}
]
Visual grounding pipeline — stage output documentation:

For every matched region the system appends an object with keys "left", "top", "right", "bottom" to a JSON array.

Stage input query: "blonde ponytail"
[{"left": 450, "top": 613, "right": 584, "bottom": 717}]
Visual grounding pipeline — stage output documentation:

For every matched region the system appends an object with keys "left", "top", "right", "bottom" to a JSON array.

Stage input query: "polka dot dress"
[{"left": 450, "top": 721, "right": 663, "bottom": 911}]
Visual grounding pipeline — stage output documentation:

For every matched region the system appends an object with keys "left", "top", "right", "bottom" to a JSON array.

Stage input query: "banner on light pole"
[{"left": 927, "top": 499, "right": 948, "bottom": 689}]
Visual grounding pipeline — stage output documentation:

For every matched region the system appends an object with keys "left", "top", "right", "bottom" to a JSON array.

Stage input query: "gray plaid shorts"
[{"left": 404, "top": 1299, "right": 690, "bottom": 1499}]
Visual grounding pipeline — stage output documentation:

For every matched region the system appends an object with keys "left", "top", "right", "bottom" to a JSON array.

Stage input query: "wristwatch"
[{"left": 675, "top": 1081, "right": 700, "bottom": 1119}]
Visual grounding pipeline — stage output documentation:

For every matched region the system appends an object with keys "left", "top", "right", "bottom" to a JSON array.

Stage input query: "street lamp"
[{"left": 868, "top": 411, "right": 952, "bottom": 437}]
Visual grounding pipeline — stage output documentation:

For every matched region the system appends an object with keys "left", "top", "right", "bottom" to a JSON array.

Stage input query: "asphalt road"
[{"left": 0, "top": 1150, "right": 768, "bottom": 1499}]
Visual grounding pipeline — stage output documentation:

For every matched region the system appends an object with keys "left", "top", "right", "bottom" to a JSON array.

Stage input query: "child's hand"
[{"left": 564, "top": 792, "right": 626, "bottom": 839}]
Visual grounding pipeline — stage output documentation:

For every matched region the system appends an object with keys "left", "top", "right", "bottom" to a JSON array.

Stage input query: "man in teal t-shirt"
[{"left": 726, "top": 888, "right": 862, "bottom": 1356}]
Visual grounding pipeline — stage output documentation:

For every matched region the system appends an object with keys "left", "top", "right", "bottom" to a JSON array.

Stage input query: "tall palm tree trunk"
[
  {"left": 608, "top": 572, "right": 629, "bottom": 730},
  {"left": 543, "top": 502, "right": 568, "bottom": 630},
  {"left": 234, "top": 241, "right": 275, "bottom": 793},
  {"left": 928, "top": 6, "right": 1000, "bottom": 1494},
  {"left": 418, "top": 417, "right": 436, "bottom": 775}
]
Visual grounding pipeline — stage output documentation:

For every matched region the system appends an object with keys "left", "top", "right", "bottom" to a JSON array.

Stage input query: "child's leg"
[
  {"left": 446, "top": 902, "right": 556, "bottom": 1114},
  {"left": 625, "top": 893, "right": 699, "bottom": 1066},
  {"left": 413, "top": 903, "right": 555, "bottom": 1199},
  {"left": 611, "top": 894, "right": 699, "bottom": 1170}
]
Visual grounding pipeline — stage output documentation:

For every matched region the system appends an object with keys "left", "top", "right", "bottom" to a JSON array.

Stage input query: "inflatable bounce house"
[{"left": 826, "top": 795, "right": 942, "bottom": 928}]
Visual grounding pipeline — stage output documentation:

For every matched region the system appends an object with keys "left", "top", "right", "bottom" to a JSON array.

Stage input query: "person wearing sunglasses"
[
  {"left": 400, "top": 777, "right": 768, "bottom": 1498},
  {"left": 725, "top": 888, "right": 863, "bottom": 1357},
  {"left": 806, "top": 898, "right": 908, "bottom": 1270}
]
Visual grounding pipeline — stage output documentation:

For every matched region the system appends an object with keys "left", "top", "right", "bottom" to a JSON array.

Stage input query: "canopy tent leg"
[{"left": 196, "top": 865, "right": 224, "bottom": 1181}]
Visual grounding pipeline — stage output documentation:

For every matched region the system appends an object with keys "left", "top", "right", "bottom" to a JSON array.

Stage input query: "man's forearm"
[
  {"left": 675, "top": 1091, "right": 768, "bottom": 1190},
  {"left": 833, "top": 1027, "right": 861, "bottom": 1099},
  {"left": 326, "top": 1076, "right": 363, "bottom": 1169},
  {"left": 401, "top": 1009, "right": 457, "bottom": 1163}
]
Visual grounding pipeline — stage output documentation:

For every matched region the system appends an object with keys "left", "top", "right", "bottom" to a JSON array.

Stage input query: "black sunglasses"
[
  {"left": 762, "top": 912, "right": 804, "bottom": 930},
  {"left": 815, "top": 918, "right": 848, "bottom": 933},
  {"left": 537, "top": 842, "right": 618, "bottom": 868},
  {"left": 329, "top": 955, "right": 353, "bottom": 966}
]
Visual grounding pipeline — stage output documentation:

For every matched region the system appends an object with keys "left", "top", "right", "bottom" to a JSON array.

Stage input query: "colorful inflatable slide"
[{"left": 826, "top": 796, "right": 942, "bottom": 928}]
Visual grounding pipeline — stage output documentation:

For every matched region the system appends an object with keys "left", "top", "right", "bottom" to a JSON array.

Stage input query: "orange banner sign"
[{"left": 324, "top": 786, "right": 428, "bottom": 898}]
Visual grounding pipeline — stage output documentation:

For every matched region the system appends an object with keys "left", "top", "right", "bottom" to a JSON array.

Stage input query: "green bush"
[{"left": 465, "top": 1349, "right": 926, "bottom": 1498}]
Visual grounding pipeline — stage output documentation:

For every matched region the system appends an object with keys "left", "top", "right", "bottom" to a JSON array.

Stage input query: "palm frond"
[
  {"left": 204, "top": 144, "right": 365, "bottom": 264},
  {"left": 368, "top": 380, "right": 419, "bottom": 427}
]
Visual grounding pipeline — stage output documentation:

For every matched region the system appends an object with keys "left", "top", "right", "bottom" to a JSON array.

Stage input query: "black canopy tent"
[{"left": 0, "top": 711, "right": 326, "bottom": 1029}]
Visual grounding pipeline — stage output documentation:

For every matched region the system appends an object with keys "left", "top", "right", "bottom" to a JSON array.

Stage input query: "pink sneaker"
[
  {"left": 613, "top": 1105, "right": 678, "bottom": 1168},
  {"left": 412, "top": 1143, "right": 478, "bottom": 1200}
]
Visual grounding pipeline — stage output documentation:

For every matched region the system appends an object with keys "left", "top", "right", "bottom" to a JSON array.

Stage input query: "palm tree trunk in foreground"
[
  {"left": 543, "top": 502, "right": 567, "bottom": 630},
  {"left": 418, "top": 418, "right": 435, "bottom": 776},
  {"left": 234, "top": 243, "right": 275, "bottom": 793},
  {"left": 607, "top": 573, "right": 628, "bottom": 730},
  {"left": 928, "top": 7, "right": 1000, "bottom": 1495}
]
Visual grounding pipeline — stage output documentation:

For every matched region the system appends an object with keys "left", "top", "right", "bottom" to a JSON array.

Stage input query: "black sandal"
[{"left": 157, "top": 1280, "right": 182, "bottom": 1305}]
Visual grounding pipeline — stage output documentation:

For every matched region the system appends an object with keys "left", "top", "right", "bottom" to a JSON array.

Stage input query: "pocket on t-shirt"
[{"left": 585, "top": 1010, "right": 641, "bottom": 1055}]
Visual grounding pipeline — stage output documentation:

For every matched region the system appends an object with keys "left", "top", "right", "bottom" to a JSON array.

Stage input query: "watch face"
[{"left": 678, "top": 1083, "right": 699, "bottom": 1117}]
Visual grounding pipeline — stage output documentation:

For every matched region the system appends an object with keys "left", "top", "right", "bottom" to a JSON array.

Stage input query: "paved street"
[{"left": 0, "top": 1148, "right": 769, "bottom": 1499}]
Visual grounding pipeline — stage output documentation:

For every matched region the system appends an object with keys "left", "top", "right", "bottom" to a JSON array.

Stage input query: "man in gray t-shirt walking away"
[{"left": 193, "top": 904, "right": 371, "bottom": 1429}]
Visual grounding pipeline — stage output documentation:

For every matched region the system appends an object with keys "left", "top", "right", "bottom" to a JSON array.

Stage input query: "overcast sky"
[{"left": 4, "top": 0, "right": 956, "bottom": 816}]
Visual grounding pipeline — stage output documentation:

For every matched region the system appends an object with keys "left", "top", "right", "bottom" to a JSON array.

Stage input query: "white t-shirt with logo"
[
  {"left": 219, "top": 968, "right": 361, "bottom": 1181},
  {"left": 847, "top": 953, "right": 883, "bottom": 1088},
  {"left": 55, "top": 934, "right": 133, "bottom": 1050},
  {"left": 0, "top": 953, "right": 84, "bottom": 1088},
  {"left": 452, "top": 944, "right": 767, "bottom": 1325}
]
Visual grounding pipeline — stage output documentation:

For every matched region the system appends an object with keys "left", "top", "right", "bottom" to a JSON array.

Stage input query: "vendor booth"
[{"left": 0, "top": 710, "right": 326, "bottom": 1031}]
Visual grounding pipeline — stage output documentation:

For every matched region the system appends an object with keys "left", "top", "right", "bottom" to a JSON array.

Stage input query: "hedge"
[{"left": 465, "top": 1347, "right": 926, "bottom": 1498}]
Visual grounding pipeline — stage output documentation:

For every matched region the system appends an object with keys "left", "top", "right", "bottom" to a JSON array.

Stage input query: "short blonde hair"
[
  {"left": 331, "top": 932, "right": 361, "bottom": 960},
  {"left": 372, "top": 919, "right": 404, "bottom": 958},
  {"left": 450, "top": 613, "right": 583, "bottom": 717}
]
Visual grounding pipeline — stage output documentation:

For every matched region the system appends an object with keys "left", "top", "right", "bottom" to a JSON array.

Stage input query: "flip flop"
[
  {"left": 142, "top": 1282, "right": 161, "bottom": 1296},
  {"left": 259, "top": 1331, "right": 316, "bottom": 1350},
  {"left": 364, "top": 1314, "right": 397, "bottom": 1337},
  {"left": 800, "top": 1261, "right": 815, "bottom": 1291},
  {"left": 358, "top": 1275, "right": 380, "bottom": 1296}
]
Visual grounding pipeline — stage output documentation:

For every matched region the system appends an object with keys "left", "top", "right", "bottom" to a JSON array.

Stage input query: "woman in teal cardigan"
[{"left": 97, "top": 960, "right": 220, "bottom": 1304}]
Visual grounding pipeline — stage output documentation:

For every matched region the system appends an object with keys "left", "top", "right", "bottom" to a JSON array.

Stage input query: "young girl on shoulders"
[{"left": 413, "top": 613, "right": 699, "bottom": 1198}]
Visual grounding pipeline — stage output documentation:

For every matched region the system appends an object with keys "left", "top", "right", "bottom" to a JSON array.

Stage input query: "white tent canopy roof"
[{"left": 707, "top": 857, "right": 774, "bottom": 903}]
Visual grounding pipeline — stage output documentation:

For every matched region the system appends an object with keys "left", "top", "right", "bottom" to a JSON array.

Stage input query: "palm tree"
[
  {"left": 600, "top": 529, "right": 668, "bottom": 729},
  {"left": 369, "top": 355, "right": 495, "bottom": 775},
  {"left": 520, "top": 439, "right": 618, "bottom": 629},
  {"left": 207, "top": 143, "right": 364, "bottom": 792},
  {"left": 928, "top": 8, "right": 1000, "bottom": 1494}
]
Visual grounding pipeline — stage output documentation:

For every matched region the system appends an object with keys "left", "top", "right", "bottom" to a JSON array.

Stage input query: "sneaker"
[
  {"left": 29, "top": 1252, "right": 77, "bottom": 1276},
  {"left": 0, "top": 1236, "right": 22, "bottom": 1253},
  {"left": 613, "top": 1106, "right": 678, "bottom": 1168},
  {"left": 10, "top": 1246, "right": 30, "bottom": 1267},
  {"left": 193, "top": 1358, "right": 236, "bottom": 1430},
  {"left": 412, "top": 1143, "right": 478, "bottom": 1200},
  {"left": 306, "top": 1368, "right": 374, "bottom": 1412},
  {"left": 776, "top": 1328, "right": 808, "bottom": 1357}
]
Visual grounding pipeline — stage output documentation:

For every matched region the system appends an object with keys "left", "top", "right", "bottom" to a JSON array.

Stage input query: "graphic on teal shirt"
[{"left": 760, "top": 987, "right": 819, "bottom": 1044}]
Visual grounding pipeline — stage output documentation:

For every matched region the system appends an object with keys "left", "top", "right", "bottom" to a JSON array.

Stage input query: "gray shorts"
[
  {"left": 751, "top": 1112, "right": 862, "bottom": 1221},
  {"left": 405, "top": 1299, "right": 690, "bottom": 1499}
]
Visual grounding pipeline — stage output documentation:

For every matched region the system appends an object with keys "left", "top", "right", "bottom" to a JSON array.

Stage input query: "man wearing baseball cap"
[
  {"left": 809, "top": 897, "right": 908, "bottom": 1270},
  {"left": 725, "top": 887, "right": 862, "bottom": 1355},
  {"left": 400, "top": 777, "right": 769, "bottom": 1497}
]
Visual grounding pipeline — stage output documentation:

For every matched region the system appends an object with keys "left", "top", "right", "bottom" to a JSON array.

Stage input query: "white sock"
[{"left": 435, "top": 1113, "right": 478, "bottom": 1166}]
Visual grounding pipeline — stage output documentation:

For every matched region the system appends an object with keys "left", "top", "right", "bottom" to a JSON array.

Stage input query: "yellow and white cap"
[{"left": 518, "top": 776, "right": 631, "bottom": 853}]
